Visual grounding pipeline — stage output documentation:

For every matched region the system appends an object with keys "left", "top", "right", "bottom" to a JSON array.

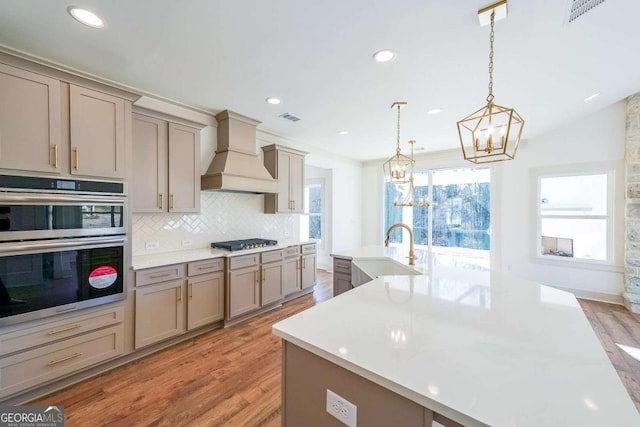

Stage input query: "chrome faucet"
[{"left": 384, "top": 223, "right": 416, "bottom": 265}]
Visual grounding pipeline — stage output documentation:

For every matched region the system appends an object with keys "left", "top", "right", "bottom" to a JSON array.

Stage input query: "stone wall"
[{"left": 623, "top": 94, "right": 640, "bottom": 312}]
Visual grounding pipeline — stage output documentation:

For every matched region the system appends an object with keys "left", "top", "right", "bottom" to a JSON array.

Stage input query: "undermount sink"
[{"left": 351, "top": 258, "right": 421, "bottom": 287}]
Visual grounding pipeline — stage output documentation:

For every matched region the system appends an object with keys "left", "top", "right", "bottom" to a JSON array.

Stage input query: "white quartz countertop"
[
  {"left": 132, "top": 241, "right": 314, "bottom": 270},
  {"left": 274, "top": 258, "right": 640, "bottom": 426}
]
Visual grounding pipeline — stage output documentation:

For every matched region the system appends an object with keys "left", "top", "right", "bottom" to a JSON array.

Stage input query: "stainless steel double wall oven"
[{"left": 0, "top": 175, "right": 126, "bottom": 325}]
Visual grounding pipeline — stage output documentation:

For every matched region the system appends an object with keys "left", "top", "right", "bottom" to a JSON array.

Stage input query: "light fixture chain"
[
  {"left": 396, "top": 104, "right": 401, "bottom": 151},
  {"left": 487, "top": 11, "right": 495, "bottom": 103}
]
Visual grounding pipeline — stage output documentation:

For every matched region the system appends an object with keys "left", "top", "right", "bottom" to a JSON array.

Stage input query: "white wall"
[
  {"left": 497, "top": 101, "right": 626, "bottom": 301},
  {"left": 317, "top": 154, "right": 362, "bottom": 254},
  {"left": 360, "top": 101, "right": 627, "bottom": 301}
]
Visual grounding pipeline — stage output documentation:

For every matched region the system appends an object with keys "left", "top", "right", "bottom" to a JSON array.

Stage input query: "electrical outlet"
[
  {"left": 326, "top": 389, "right": 357, "bottom": 427},
  {"left": 181, "top": 239, "right": 193, "bottom": 248},
  {"left": 145, "top": 241, "right": 160, "bottom": 250}
]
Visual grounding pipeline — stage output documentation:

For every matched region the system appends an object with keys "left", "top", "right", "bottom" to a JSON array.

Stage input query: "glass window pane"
[
  {"left": 412, "top": 185, "right": 429, "bottom": 245},
  {"left": 540, "top": 174, "right": 607, "bottom": 216},
  {"left": 309, "top": 215, "right": 321, "bottom": 239},
  {"left": 385, "top": 183, "right": 404, "bottom": 243},
  {"left": 309, "top": 186, "right": 322, "bottom": 214},
  {"left": 431, "top": 169, "right": 490, "bottom": 250},
  {"left": 541, "top": 218, "right": 607, "bottom": 260}
]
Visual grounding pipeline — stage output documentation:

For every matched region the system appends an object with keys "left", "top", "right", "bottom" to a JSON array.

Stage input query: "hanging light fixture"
[
  {"left": 393, "top": 140, "right": 430, "bottom": 207},
  {"left": 383, "top": 102, "right": 412, "bottom": 184},
  {"left": 457, "top": 0, "right": 524, "bottom": 164}
]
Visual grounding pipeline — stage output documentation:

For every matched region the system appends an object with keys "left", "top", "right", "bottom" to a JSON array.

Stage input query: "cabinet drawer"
[
  {"left": 187, "top": 258, "right": 224, "bottom": 276},
  {"left": 283, "top": 246, "right": 301, "bottom": 258},
  {"left": 0, "top": 324, "right": 124, "bottom": 398},
  {"left": 301, "top": 243, "right": 317, "bottom": 254},
  {"left": 333, "top": 257, "right": 352, "bottom": 274},
  {"left": 229, "top": 254, "right": 260, "bottom": 270},
  {"left": 0, "top": 306, "right": 124, "bottom": 356},
  {"left": 261, "top": 249, "right": 284, "bottom": 264},
  {"left": 136, "top": 264, "right": 185, "bottom": 286}
]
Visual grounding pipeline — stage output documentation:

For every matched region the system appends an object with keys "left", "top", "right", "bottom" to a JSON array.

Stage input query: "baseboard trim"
[{"left": 543, "top": 283, "right": 623, "bottom": 305}]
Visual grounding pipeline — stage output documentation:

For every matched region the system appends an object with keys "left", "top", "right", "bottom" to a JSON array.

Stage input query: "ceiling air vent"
[
  {"left": 565, "top": 0, "right": 606, "bottom": 24},
  {"left": 279, "top": 113, "right": 301, "bottom": 122}
]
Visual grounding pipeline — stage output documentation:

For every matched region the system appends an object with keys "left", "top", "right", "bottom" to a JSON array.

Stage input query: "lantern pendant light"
[
  {"left": 457, "top": 0, "right": 524, "bottom": 164},
  {"left": 393, "top": 140, "right": 431, "bottom": 208},
  {"left": 383, "top": 102, "right": 413, "bottom": 184}
]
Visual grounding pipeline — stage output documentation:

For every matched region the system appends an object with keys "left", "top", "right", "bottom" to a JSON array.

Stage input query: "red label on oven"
[{"left": 88, "top": 266, "right": 118, "bottom": 289}]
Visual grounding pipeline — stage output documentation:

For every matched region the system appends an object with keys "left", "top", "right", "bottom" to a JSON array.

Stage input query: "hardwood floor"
[
  {"left": 578, "top": 298, "right": 640, "bottom": 412},
  {"left": 30, "top": 273, "right": 640, "bottom": 425},
  {"left": 30, "top": 270, "right": 333, "bottom": 427}
]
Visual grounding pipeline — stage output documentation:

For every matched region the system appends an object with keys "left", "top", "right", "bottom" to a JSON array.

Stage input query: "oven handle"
[
  {"left": 0, "top": 192, "right": 125, "bottom": 205},
  {"left": 0, "top": 236, "right": 126, "bottom": 255}
]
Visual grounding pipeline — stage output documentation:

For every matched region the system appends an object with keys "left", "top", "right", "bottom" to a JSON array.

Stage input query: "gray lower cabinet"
[
  {"left": 227, "top": 259, "right": 261, "bottom": 320},
  {"left": 261, "top": 250, "right": 284, "bottom": 306},
  {"left": 0, "top": 306, "right": 125, "bottom": 399},
  {"left": 282, "top": 246, "right": 301, "bottom": 295},
  {"left": 282, "top": 256, "right": 301, "bottom": 295},
  {"left": 301, "top": 243, "right": 317, "bottom": 290},
  {"left": 135, "top": 279, "right": 185, "bottom": 349},
  {"left": 333, "top": 256, "right": 352, "bottom": 296},
  {"left": 135, "top": 259, "right": 224, "bottom": 349},
  {"left": 186, "top": 259, "right": 225, "bottom": 330}
]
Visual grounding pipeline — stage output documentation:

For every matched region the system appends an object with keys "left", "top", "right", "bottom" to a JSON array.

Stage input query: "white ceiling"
[{"left": 0, "top": 0, "right": 638, "bottom": 161}]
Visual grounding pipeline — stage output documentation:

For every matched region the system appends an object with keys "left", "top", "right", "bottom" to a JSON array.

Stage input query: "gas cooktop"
[{"left": 211, "top": 238, "right": 278, "bottom": 251}]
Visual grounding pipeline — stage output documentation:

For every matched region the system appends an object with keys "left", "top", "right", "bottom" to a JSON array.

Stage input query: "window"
[
  {"left": 301, "top": 182, "right": 323, "bottom": 244},
  {"left": 537, "top": 171, "right": 613, "bottom": 263},
  {"left": 384, "top": 168, "right": 490, "bottom": 252}
]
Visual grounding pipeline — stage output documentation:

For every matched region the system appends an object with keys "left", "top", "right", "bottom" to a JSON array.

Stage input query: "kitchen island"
[{"left": 272, "top": 247, "right": 640, "bottom": 426}]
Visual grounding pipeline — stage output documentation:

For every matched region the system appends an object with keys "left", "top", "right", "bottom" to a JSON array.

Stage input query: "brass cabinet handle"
[
  {"left": 254, "top": 271, "right": 258, "bottom": 284},
  {"left": 302, "top": 258, "right": 306, "bottom": 269},
  {"left": 177, "top": 286, "right": 181, "bottom": 302},
  {"left": 73, "top": 147, "right": 79, "bottom": 170},
  {"left": 170, "top": 194, "right": 174, "bottom": 209},
  {"left": 46, "top": 324, "right": 81, "bottom": 335},
  {"left": 189, "top": 283, "right": 193, "bottom": 299},
  {"left": 197, "top": 265, "right": 218, "bottom": 270},
  {"left": 262, "top": 269, "right": 266, "bottom": 283},
  {"left": 47, "top": 352, "right": 82, "bottom": 366},
  {"left": 52, "top": 144, "right": 58, "bottom": 168},
  {"left": 158, "top": 193, "right": 163, "bottom": 209},
  {"left": 149, "top": 272, "right": 171, "bottom": 279}
]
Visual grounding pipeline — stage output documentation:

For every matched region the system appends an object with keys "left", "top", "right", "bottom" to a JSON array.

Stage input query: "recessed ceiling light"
[
  {"left": 583, "top": 93, "right": 600, "bottom": 102},
  {"left": 427, "top": 108, "right": 443, "bottom": 115},
  {"left": 265, "top": 97, "right": 281, "bottom": 105},
  {"left": 67, "top": 7, "right": 105, "bottom": 28},
  {"left": 338, "top": 130, "right": 349, "bottom": 135},
  {"left": 372, "top": 49, "right": 396, "bottom": 63}
]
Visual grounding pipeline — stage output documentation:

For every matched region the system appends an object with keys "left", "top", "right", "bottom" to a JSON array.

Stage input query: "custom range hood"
[{"left": 201, "top": 110, "right": 278, "bottom": 193}]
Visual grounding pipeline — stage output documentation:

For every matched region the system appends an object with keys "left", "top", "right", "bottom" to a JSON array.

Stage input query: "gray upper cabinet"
[
  {"left": 263, "top": 144, "right": 307, "bottom": 214},
  {"left": 132, "top": 113, "right": 200, "bottom": 214},
  {"left": 70, "top": 85, "right": 126, "bottom": 179},
  {"left": 168, "top": 123, "right": 200, "bottom": 213},
  {"left": 132, "top": 114, "right": 166, "bottom": 213},
  {"left": 0, "top": 62, "right": 131, "bottom": 180},
  {"left": 0, "top": 63, "right": 62, "bottom": 174}
]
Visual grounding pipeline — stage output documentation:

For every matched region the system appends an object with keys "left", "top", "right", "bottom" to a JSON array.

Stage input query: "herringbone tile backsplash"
[{"left": 132, "top": 192, "right": 299, "bottom": 255}]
